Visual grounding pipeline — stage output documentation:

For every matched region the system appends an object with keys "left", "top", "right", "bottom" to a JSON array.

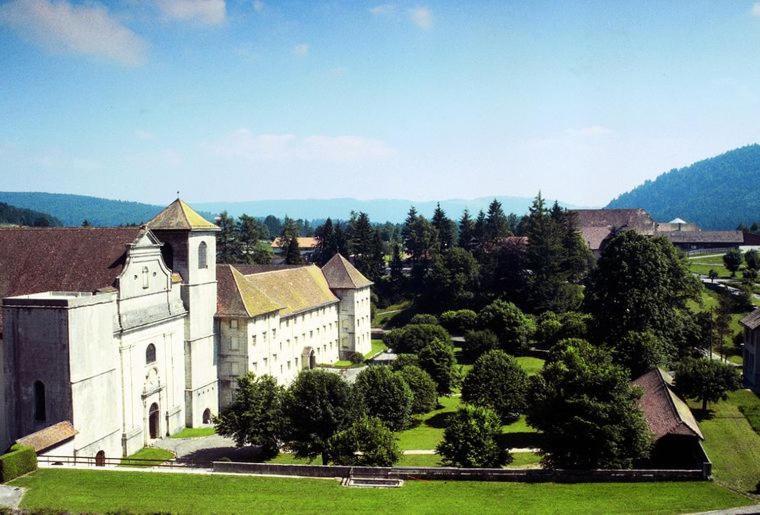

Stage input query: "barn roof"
[
  {"left": 321, "top": 253, "right": 373, "bottom": 289},
  {"left": 571, "top": 208, "right": 657, "bottom": 234},
  {"left": 147, "top": 199, "right": 219, "bottom": 232},
  {"left": 0, "top": 226, "right": 145, "bottom": 330},
  {"left": 740, "top": 309, "right": 760, "bottom": 330},
  {"left": 271, "top": 237, "right": 319, "bottom": 249},
  {"left": 661, "top": 231, "right": 744, "bottom": 245},
  {"left": 633, "top": 368, "right": 703, "bottom": 441}
]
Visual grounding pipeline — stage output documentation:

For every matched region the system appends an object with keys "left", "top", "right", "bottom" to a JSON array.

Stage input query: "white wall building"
[{"left": 0, "top": 200, "right": 373, "bottom": 459}]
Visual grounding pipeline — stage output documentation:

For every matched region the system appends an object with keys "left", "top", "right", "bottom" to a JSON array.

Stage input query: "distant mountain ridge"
[
  {"left": 0, "top": 192, "right": 213, "bottom": 227},
  {"left": 607, "top": 145, "right": 760, "bottom": 230},
  {"left": 0, "top": 192, "right": 578, "bottom": 227},
  {"left": 0, "top": 201, "right": 61, "bottom": 227},
  {"left": 194, "top": 196, "right": 579, "bottom": 224}
]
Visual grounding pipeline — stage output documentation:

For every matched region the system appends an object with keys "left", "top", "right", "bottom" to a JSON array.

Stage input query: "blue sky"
[{"left": 2, "top": 0, "right": 760, "bottom": 207}]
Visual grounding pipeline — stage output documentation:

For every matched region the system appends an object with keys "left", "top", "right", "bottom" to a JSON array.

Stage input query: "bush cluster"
[{"left": 0, "top": 444, "right": 37, "bottom": 483}]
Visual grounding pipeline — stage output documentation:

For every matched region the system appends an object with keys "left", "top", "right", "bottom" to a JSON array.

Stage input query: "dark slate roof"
[
  {"left": 661, "top": 230, "right": 744, "bottom": 244},
  {"left": 633, "top": 368, "right": 703, "bottom": 441},
  {"left": 16, "top": 421, "right": 77, "bottom": 453},
  {"left": 740, "top": 309, "right": 760, "bottom": 330},
  {"left": 572, "top": 208, "right": 657, "bottom": 234},
  {"left": 0, "top": 227, "right": 144, "bottom": 330},
  {"left": 321, "top": 254, "right": 373, "bottom": 289}
]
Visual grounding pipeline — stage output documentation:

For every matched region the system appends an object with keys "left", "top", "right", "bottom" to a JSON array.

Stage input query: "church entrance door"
[{"left": 149, "top": 403, "right": 160, "bottom": 439}]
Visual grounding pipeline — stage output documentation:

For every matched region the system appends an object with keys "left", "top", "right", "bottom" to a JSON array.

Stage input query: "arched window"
[
  {"left": 198, "top": 241, "right": 208, "bottom": 269},
  {"left": 142, "top": 266, "right": 150, "bottom": 289},
  {"left": 146, "top": 343, "right": 156, "bottom": 364},
  {"left": 34, "top": 381, "right": 46, "bottom": 422},
  {"left": 202, "top": 408, "right": 211, "bottom": 424}
]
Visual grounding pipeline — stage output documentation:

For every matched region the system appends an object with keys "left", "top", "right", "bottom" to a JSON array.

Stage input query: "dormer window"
[{"left": 198, "top": 241, "right": 208, "bottom": 269}]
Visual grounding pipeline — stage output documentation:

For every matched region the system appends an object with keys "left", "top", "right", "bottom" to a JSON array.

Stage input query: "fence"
[
  {"left": 211, "top": 461, "right": 709, "bottom": 483},
  {"left": 37, "top": 454, "right": 211, "bottom": 469}
]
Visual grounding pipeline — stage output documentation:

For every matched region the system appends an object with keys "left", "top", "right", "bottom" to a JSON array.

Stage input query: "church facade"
[{"left": 0, "top": 200, "right": 372, "bottom": 459}]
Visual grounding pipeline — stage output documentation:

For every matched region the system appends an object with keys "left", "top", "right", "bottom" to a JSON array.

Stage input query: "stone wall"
[{"left": 212, "top": 461, "right": 709, "bottom": 482}]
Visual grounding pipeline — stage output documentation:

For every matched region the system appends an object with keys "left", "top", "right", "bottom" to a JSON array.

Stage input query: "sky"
[{"left": 2, "top": 0, "right": 760, "bottom": 207}]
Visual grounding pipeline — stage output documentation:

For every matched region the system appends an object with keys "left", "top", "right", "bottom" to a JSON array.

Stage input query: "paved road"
[{"left": 154, "top": 434, "right": 261, "bottom": 462}]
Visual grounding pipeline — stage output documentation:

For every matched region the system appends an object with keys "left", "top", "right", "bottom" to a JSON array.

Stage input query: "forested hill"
[
  {"left": 607, "top": 145, "right": 760, "bottom": 229},
  {"left": 0, "top": 202, "right": 61, "bottom": 226},
  {"left": 0, "top": 192, "right": 214, "bottom": 227}
]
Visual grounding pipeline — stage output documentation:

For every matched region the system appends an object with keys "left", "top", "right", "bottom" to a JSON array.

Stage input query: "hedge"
[{"left": 0, "top": 444, "right": 37, "bottom": 482}]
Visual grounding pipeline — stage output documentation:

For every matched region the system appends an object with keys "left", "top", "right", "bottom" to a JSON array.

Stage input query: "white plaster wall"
[
  {"left": 68, "top": 298, "right": 123, "bottom": 459},
  {"left": 334, "top": 287, "right": 372, "bottom": 355}
]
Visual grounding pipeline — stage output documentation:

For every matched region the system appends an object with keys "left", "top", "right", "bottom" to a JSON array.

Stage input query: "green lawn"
[
  {"left": 508, "top": 452, "right": 542, "bottom": 468},
  {"left": 688, "top": 254, "right": 747, "bottom": 279},
  {"left": 119, "top": 447, "right": 175, "bottom": 467},
  {"left": 688, "top": 288, "right": 751, "bottom": 365},
  {"left": 694, "top": 389, "right": 760, "bottom": 494},
  {"left": 397, "top": 453, "right": 442, "bottom": 467},
  {"left": 170, "top": 426, "right": 216, "bottom": 439},
  {"left": 516, "top": 356, "right": 545, "bottom": 376},
  {"left": 365, "top": 339, "right": 388, "bottom": 359},
  {"left": 11, "top": 468, "right": 751, "bottom": 514},
  {"left": 372, "top": 300, "right": 413, "bottom": 328},
  {"left": 734, "top": 389, "right": 760, "bottom": 435},
  {"left": 397, "top": 395, "right": 462, "bottom": 450}
]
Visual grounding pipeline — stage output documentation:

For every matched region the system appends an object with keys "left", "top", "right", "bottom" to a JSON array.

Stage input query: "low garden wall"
[
  {"left": 0, "top": 444, "right": 38, "bottom": 483},
  {"left": 212, "top": 461, "right": 707, "bottom": 482}
]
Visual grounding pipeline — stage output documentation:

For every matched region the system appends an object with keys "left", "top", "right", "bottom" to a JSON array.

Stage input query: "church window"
[
  {"left": 33, "top": 381, "right": 46, "bottom": 422},
  {"left": 146, "top": 344, "right": 156, "bottom": 364},
  {"left": 142, "top": 267, "right": 150, "bottom": 289},
  {"left": 198, "top": 241, "right": 208, "bottom": 269}
]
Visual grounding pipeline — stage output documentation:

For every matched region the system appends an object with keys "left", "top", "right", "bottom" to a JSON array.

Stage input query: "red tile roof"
[
  {"left": 633, "top": 368, "right": 703, "bottom": 441},
  {"left": 0, "top": 227, "right": 144, "bottom": 330}
]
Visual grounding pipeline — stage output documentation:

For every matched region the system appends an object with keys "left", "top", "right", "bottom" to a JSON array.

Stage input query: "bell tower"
[{"left": 148, "top": 199, "right": 220, "bottom": 427}]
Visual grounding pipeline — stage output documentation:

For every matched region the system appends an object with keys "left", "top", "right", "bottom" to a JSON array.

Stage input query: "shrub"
[
  {"left": 346, "top": 351, "right": 365, "bottom": 364},
  {"left": 353, "top": 366, "right": 413, "bottom": 431},
  {"left": 388, "top": 324, "right": 451, "bottom": 354},
  {"left": 477, "top": 300, "right": 535, "bottom": 354},
  {"left": 462, "top": 329, "right": 499, "bottom": 361},
  {"left": 534, "top": 312, "right": 562, "bottom": 348},
  {"left": 440, "top": 310, "right": 478, "bottom": 334},
  {"left": 436, "top": 406, "right": 510, "bottom": 468},
  {"left": 397, "top": 365, "right": 438, "bottom": 414},
  {"left": 462, "top": 350, "right": 528, "bottom": 423},
  {"left": 328, "top": 416, "right": 401, "bottom": 467},
  {"left": 390, "top": 353, "right": 421, "bottom": 370},
  {"left": 410, "top": 314, "right": 439, "bottom": 325},
  {"left": 557, "top": 311, "right": 590, "bottom": 341},
  {"left": 0, "top": 444, "right": 37, "bottom": 483},
  {"left": 417, "top": 338, "right": 457, "bottom": 394}
]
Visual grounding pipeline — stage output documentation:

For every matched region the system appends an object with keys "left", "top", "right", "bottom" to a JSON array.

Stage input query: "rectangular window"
[
  {"left": 230, "top": 319, "right": 238, "bottom": 329},
  {"left": 272, "top": 328, "right": 277, "bottom": 339},
  {"left": 252, "top": 335, "right": 257, "bottom": 345},
  {"left": 230, "top": 336, "right": 239, "bottom": 351}
]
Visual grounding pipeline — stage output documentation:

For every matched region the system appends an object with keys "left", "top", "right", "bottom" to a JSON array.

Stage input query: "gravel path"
[
  {"left": 0, "top": 485, "right": 25, "bottom": 510},
  {"left": 153, "top": 434, "right": 260, "bottom": 462}
]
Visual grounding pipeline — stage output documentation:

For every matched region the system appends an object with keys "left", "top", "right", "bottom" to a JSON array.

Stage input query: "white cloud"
[
  {"left": 252, "top": 0, "right": 264, "bottom": 12},
  {"left": 154, "top": 0, "right": 226, "bottom": 25},
  {"left": 370, "top": 4, "right": 395, "bottom": 15},
  {"left": 293, "top": 43, "right": 309, "bottom": 57},
  {"left": 0, "top": 0, "right": 147, "bottom": 66},
  {"left": 408, "top": 6, "right": 432, "bottom": 29},
  {"left": 564, "top": 125, "right": 614, "bottom": 137},
  {"left": 751, "top": 2, "right": 760, "bottom": 16},
  {"left": 206, "top": 129, "right": 396, "bottom": 163}
]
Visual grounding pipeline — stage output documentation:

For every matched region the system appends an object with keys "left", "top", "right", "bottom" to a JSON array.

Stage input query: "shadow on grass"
[
  {"left": 426, "top": 412, "right": 455, "bottom": 429},
  {"left": 693, "top": 408, "right": 716, "bottom": 422},
  {"left": 496, "top": 432, "right": 545, "bottom": 449}
]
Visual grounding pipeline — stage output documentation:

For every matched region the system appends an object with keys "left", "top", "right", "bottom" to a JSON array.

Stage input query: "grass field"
[
  {"left": 11, "top": 468, "right": 751, "bottom": 514},
  {"left": 372, "top": 300, "right": 413, "bottom": 328},
  {"left": 688, "top": 288, "right": 751, "bottom": 365},
  {"left": 688, "top": 254, "right": 746, "bottom": 279},
  {"left": 170, "top": 427, "right": 216, "bottom": 439},
  {"left": 735, "top": 389, "right": 760, "bottom": 435},
  {"left": 366, "top": 339, "right": 388, "bottom": 359},
  {"left": 119, "top": 447, "right": 175, "bottom": 467},
  {"left": 516, "top": 356, "right": 545, "bottom": 376},
  {"left": 694, "top": 389, "right": 760, "bottom": 494}
]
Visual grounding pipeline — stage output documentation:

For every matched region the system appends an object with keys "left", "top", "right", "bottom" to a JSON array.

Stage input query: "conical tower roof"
[{"left": 147, "top": 199, "right": 219, "bottom": 231}]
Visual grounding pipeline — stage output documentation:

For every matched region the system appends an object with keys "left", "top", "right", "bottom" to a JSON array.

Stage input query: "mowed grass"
[
  {"left": 170, "top": 426, "right": 216, "bottom": 439},
  {"left": 694, "top": 389, "right": 760, "bottom": 494},
  {"left": 119, "top": 447, "right": 175, "bottom": 467},
  {"left": 734, "top": 389, "right": 760, "bottom": 435},
  {"left": 688, "top": 254, "right": 746, "bottom": 279},
  {"left": 516, "top": 356, "right": 545, "bottom": 376},
  {"left": 366, "top": 339, "right": 388, "bottom": 359},
  {"left": 11, "top": 468, "right": 751, "bottom": 514}
]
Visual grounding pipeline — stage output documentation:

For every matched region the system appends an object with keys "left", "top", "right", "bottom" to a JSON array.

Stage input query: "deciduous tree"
[
  {"left": 462, "top": 350, "right": 528, "bottom": 423},
  {"left": 437, "top": 406, "right": 510, "bottom": 468}
]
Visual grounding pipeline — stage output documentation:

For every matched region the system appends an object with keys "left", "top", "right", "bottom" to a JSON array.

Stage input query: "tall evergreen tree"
[
  {"left": 238, "top": 214, "right": 271, "bottom": 264},
  {"left": 390, "top": 242, "right": 404, "bottom": 281},
  {"left": 473, "top": 210, "right": 487, "bottom": 249},
  {"left": 485, "top": 199, "right": 510, "bottom": 242},
  {"left": 458, "top": 209, "right": 475, "bottom": 250},
  {"left": 217, "top": 211, "right": 243, "bottom": 263},
  {"left": 281, "top": 217, "right": 303, "bottom": 265},
  {"left": 432, "top": 203, "right": 456, "bottom": 252},
  {"left": 314, "top": 218, "right": 337, "bottom": 266}
]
